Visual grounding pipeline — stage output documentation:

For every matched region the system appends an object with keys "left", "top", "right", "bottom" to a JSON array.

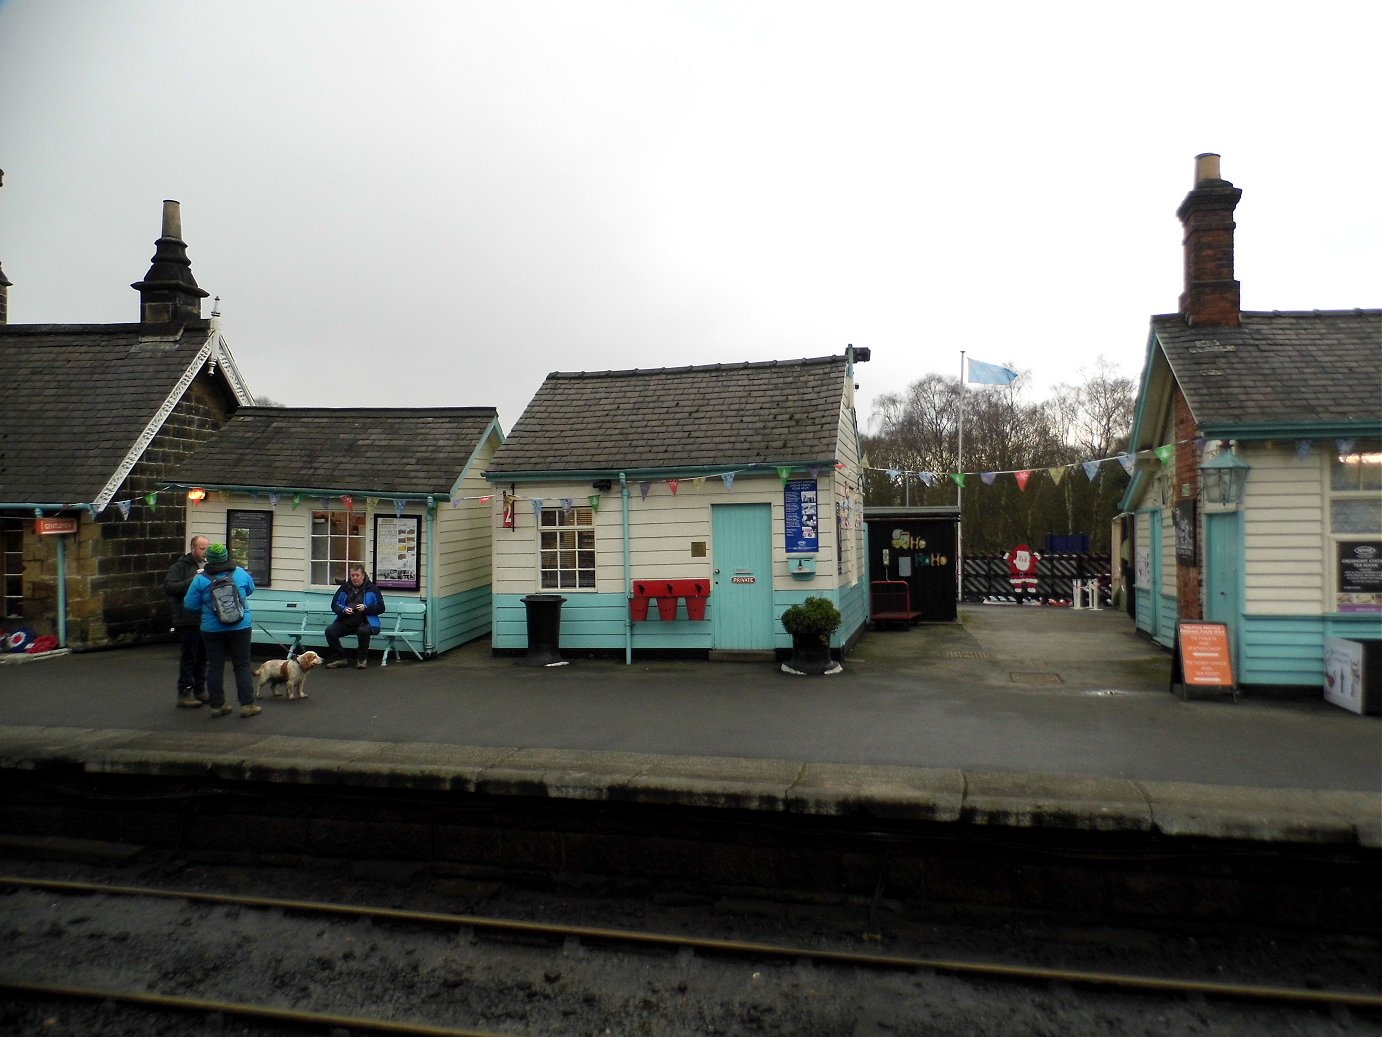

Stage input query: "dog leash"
[{"left": 252, "top": 620, "right": 299, "bottom": 661}]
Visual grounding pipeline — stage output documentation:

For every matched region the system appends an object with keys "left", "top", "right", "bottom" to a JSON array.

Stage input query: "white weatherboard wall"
[{"left": 1241, "top": 444, "right": 1326, "bottom": 615}]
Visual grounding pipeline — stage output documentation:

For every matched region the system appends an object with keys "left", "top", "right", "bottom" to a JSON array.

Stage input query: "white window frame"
[
  {"left": 538, "top": 505, "right": 596, "bottom": 590},
  {"left": 310, "top": 509, "right": 367, "bottom": 587},
  {"left": 1327, "top": 439, "right": 1382, "bottom": 613}
]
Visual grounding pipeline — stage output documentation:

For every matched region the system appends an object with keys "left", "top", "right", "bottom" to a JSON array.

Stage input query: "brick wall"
[{"left": 1173, "top": 385, "right": 1202, "bottom": 620}]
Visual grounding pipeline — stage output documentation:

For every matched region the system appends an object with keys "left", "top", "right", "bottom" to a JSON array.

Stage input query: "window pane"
[{"left": 1332, "top": 498, "right": 1382, "bottom": 534}]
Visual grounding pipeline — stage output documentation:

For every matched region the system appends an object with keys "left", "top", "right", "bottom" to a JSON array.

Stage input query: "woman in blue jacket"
[
  {"left": 324, "top": 564, "right": 386, "bottom": 669},
  {"left": 183, "top": 543, "right": 258, "bottom": 718}
]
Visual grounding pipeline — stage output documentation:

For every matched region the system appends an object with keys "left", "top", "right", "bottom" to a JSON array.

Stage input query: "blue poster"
[{"left": 784, "top": 479, "right": 820, "bottom": 553}]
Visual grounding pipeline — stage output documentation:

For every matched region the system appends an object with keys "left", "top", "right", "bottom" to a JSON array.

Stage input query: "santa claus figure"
[{"left": 1003, "top": 544, "right": 1041, "bottom": 603}]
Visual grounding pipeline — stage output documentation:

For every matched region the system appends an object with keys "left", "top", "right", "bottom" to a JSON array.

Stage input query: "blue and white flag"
[{"left": 966, "top": 358, "right": 1019, "bottom": 385}]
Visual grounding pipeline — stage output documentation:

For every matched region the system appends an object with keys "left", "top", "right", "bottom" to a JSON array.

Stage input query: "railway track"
[{"left": 3, "top": 872, "right": 1378, "bottom": 1036}]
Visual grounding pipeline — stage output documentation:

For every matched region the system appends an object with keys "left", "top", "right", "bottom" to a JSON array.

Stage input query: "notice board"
[{"left": 1171, "top": 621, "right": 1236, "bottom": 701}]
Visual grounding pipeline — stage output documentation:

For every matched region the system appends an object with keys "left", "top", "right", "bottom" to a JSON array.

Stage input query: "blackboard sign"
[
  {"left": 226, "top": 509, "right": 273, "bottom": 586},
  {"left": 784, "top": 479, "right": 820, "bottom": 554},
  {"left": 1173, "top": 499, "right": 1196, "bottom": 566}
]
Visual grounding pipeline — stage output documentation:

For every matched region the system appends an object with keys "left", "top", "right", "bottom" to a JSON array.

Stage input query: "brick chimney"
[
  {"left": 130, "top": 199, "right": 208, "bottom": 324},
  {"left": 1176, "top": 153, "right": 1241, "bottom": 328},
  {"left": 0, "top": 169, "right": 11, "bottom": 325}
]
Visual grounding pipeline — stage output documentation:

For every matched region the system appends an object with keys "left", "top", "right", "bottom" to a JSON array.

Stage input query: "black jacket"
[{"left": 164, "top": 552, "right": 204, "bottom": 628}]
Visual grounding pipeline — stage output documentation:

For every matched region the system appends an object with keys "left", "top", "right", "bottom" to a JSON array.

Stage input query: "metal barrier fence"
[{"left": 961, "top": 553, "right": 1111, "bottom": 603}]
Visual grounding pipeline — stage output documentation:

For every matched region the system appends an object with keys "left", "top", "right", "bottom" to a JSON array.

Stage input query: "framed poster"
[
  {"left": 226, "top": 509, "right": 272, "bottom": 585},
  {"left": 784, "top": 479, "right": 820, "bottom": 553},
  {"left": 373, "top": 514, "right": 420, "bottom": 590},
  {"left": 1336, "top": 541, "right": 1382, "bottom": 613},
  {"left": 1173, "top": 500, "right": 1196, "bottom": 566}
]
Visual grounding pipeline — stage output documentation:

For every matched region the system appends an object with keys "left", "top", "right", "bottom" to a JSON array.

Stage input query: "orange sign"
[
  {"left": 1175, "top": 621, "right": 1234, "bottom": 687},
  {"left": 34, "top": 517, "right": 78, "bottom": 536}
]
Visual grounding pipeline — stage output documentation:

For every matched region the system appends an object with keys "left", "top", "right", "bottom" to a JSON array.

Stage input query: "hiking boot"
[
  {"left": 240, "top": 704, "right": 262, "bottom": 718},
  {"left": 356, "top": 659, "right": 368, "bottom": 670},
  {"left": 326, "top": 659, "right": 348, "bottom": 669},
  {"left": 195, "top": 690, "right": 210, "bottom": 704},
  {"left": 209, "top": 705, "right": 233, "bottom": 718},
  {"left": 177, "top": 695, "right": 203, "bottom": 708}
]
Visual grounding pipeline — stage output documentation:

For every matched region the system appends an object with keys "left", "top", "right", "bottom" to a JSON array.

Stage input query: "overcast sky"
[{"left": 1, "top": 1, "right": 1377, "bottom": 435}]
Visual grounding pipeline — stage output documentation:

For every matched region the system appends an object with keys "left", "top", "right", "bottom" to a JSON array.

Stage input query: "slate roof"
[
  {"left": 1153, "top": 309, "right": 1382, "bottom": 431},
  {"left": 0, "top": 321, "right": 216, "bottom": 506},
  {"left": 169, "top": 407, "right": 500, "bottom": 496},
  {"left": 486, "top": 355, "right": 850, "bottom": 477}
]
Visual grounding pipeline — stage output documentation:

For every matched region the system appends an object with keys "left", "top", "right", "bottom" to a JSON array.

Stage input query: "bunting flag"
[
  {"left": 1047, "top": 466, "right": 1065, "bottom": 485},
  {"left": 721, "top": 473, "right": 736, "bottom": 490},
  {"left": 777, "top": 466, "right": 791, "bottom": 484},
  {"left": 980, "top": 472, "right": 996, "bottom": 486},
  {"left": 561, "top": 497, "right": 574, "bottom": 515},
  {"left": 587, "top": 494, "right": 601, "bottom": 512},
  {"left": 835, "top": 462, "right": 846, "bottom": 470},
  {"left": 951, "top": 473, "right": 966, "bottom": 488},
  {"left": 319, "top": 497, "right": 331, "bottom": 511},
  {"left": 667, "top": 479, "right": 679, "bottom": 495},
  {"left": 292, "top": 494, "right": 304, "bottom": 510},
  {"left": 367, "top": 497, "right": 380, "bottom": 509},
  {"left": 479, "top": 494, "right": 492, "bottom": 503},
  {"left": 966, "top": 357, "right": 1020, "bottom": 384},
  {"left": 919, "top": 471, "right": 935, "bottom": 487},
  {"left": 341, "top": 494, "right": 354, "bottom": 512},
  {"left": 1117, "top": 453, "right": 1136, "bottom": 476},
  {"left": 1193, "top": 437, "right": 1206, "bottom": 455},
  {"left": 451, "top": 496, "right": 462, "bottom": 508},
  {"left": 1083, "top": 460, "right": 1101, "bottom": 481},
  {"left": 268, "top": 493, "right": 281, "bottom": 507},
  {"left": 394, "top": 498, "right": 406, "bottom": 517},
  {"left": 118, "top": 499, "right": 132, "bottom": 519},
  {"left": 809, "top": 465, "right": 821, "bottom": 479},
  {"left": 639, "top": 481, "right": 651, "bottom": 500},
  {"left": 1338, "top": 438, "right": 1357, "bottom": 454},
  {"left": 1296, "top": 440, "right": 1313, "bottom": 459},
  {"left": 887, "top": 468, "right": 901, "bottom": 482},
  {"left": 143, "top": 493, "right": 157, "bottom": 511},
  {"left": 1014, "top": 470, "right": 1032, "bottom": 491},
  {"left": 1154, "top": 444, "right": 1174, "bottom": 466},
  {"left": 693, "top": 477, "right": 705, "bottom": 489},
  {"left": 530, "top": 498, "right": 544, "bottom": 515}
]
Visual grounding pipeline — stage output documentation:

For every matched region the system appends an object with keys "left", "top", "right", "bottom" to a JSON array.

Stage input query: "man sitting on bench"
[{"left": 325, "top": 564, "right": 387, "bottom": 669}]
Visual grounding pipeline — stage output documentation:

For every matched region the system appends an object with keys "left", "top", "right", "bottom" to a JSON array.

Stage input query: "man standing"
[{"left": 164, "top": 534, "right": 209, "bottom": 708}]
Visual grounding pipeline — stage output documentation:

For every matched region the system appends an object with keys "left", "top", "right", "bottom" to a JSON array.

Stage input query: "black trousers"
[
  {"left": 325, "top": 619, "right": 372, "bottom": 660},
  {"left": 176, "top": 625, "right": 207, "bottom": 697}
]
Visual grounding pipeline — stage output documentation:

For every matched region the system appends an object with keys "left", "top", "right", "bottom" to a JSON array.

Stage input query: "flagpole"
[{"left": 956, "top": 350, "right": 965, "bottom": 604}]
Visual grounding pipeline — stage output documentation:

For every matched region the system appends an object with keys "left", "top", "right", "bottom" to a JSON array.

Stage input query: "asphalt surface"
[{"left": 1, "top": 603, "right": 1378, "bottom": 846}]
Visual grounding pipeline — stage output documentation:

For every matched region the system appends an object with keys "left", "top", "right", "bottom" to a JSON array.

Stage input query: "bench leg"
[{"left": 381, "top": 639, "right": 392, "bottom": 667}]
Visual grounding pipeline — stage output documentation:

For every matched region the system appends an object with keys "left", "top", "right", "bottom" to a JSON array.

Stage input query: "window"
[
  {"left": 539, "top": 506, "right": 595, "bottom": 589},
  {"left": 1329, "top": 439, "right": 1382, "bottom": 613},
  {"left": 311, "top": 510, "right": 366, "bottom": 586}
]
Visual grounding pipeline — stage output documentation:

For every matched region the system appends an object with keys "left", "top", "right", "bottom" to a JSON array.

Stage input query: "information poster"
[
  {"left": 226, "top": 509, "right": 272, "bottom": 585},
  {"left": 1337, "top": 541, "right": 1382, "bottom": 613},
  {"left": 373, "top": 515, "right": 420, "bottom": 590},
  {"left": 784, "top": 479, "right": 820, "bottom": 553},
  {"left": 1173, "top": 500, "right": 1196, "bottom": 566}
]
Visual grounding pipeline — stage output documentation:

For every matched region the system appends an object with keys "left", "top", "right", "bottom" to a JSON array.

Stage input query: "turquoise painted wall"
[
  {"left": 493, "top": 585, "right": 868, "bottom": 653},
  {"left": 433, "top": 585, "right": 492, "bottom": 653},
  {"left": 1241, "top": 613, "right": 1382, "bottom": 687}
]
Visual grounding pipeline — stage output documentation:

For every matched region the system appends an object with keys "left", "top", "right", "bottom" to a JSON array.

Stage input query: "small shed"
[
  {"left": 483, "top": 348, "right": 873, "bottom": 662},
  {"left": 863, "top": 507, "right": 960, "bottom": 623},
  {"left": 166, "top": 407, "right": 503, "bottom": 658}
]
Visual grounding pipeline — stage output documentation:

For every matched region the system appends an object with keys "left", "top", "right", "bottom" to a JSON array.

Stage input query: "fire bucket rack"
[{"left": 630, "top": 579, "right": 711, "bottom": 621}]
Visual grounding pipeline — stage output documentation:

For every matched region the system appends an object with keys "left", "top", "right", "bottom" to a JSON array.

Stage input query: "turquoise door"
[
  {"left": 1205, "top": 510, "right": 1243, "bottom": 662},
  {"left": 711, "top": 504, "right": 775, "bottom": 649}
]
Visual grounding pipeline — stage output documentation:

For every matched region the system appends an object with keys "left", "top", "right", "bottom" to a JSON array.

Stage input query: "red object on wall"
[
  {"left": 656, "top": 595, "right": 680, "bottom": 621},
  {"left": 628, "top": 578, "right": 712, "bottom": 621}
]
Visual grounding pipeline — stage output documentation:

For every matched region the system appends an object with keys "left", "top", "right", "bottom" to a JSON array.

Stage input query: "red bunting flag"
[{"left": 1014, "top": 470, "right": 1032, "bottom": 491}]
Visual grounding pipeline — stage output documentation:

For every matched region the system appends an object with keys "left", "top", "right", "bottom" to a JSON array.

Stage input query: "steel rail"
[
  {"left": 0, "top": 978, "right": 516, "bottom": 1037},
  {"left": 5, "top": 874, "right": 1380, "bottom": 1012}
]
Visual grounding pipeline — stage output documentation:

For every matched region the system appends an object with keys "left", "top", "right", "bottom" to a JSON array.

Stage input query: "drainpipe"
[
  {"left": 424, "top": 500, "right": 437, "bottom": 655},
  {"left": 54, "top": 527, "right": 69, "bottom": 648},
  {"left": 620, "top": 472, "right": 632, "bottom": 665}
]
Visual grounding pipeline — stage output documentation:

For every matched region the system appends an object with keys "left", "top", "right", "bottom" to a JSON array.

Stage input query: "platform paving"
[{"left": 1, "top": 604, "right": 1378, "bottom": 847}]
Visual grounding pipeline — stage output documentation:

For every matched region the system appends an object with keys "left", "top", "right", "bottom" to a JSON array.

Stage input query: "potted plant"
[{"left": 780, "top": 595, "right": 843, "bottom": 675}]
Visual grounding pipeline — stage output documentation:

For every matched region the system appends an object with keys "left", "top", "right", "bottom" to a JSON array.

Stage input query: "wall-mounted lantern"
[
  {"left": 1199, "top": 446, "right": 1251, "bottom": 506},
  {"left": 186, "top": 487, "right": 207, "bottom": 505}
]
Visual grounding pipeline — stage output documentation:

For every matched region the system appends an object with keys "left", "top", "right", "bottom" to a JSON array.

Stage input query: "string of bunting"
[{"left": 98, "top": 437, "right": 1360, "bottom": 518}]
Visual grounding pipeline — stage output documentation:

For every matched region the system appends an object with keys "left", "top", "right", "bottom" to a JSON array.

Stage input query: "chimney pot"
[
  {"left": 161, "top": 199, "right": 182, "bottom": 240},
  {"left": 1194, "top": 153, "right": 1222, "bottom": 184}
]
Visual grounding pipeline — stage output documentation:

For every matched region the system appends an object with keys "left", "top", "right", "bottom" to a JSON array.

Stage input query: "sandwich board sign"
[{"left": 1171, "top": 621, "right": 1237, "bottom": 702}]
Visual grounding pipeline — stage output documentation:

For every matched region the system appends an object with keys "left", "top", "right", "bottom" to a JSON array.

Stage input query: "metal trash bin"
[{"left": 520, "top": 594, "right": 567, "bottom": 666}]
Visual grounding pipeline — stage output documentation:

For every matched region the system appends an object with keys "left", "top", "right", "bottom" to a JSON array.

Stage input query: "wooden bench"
[
  {"left": 870, "top": 580, "right": 922, "bottom": 627},
  {"left": 250, "top": 595, "right": 428, "bottom": 666}
]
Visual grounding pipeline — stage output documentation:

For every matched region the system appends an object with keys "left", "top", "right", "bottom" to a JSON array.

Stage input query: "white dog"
[{"left": 253, "top": 650, "right": 323, "bottom": 700}]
